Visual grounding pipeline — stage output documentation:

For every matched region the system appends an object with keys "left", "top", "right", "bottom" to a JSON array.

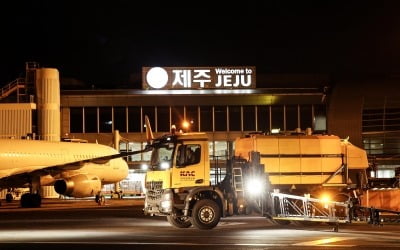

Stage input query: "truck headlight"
[
  {"left": 161, "top": 200, "right": 172, "bottom": 210},
  {"left": 160, "top": 190, "right": 173, "bottom": 212}
]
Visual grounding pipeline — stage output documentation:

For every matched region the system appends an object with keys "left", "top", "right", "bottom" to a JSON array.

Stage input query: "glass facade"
[
  {"left": 300, "top": 105, "right": 313, "bottom": 132},
  {"left": 257, "top": 105, "right": 270, "bottom": 132},
  {"left": 156, "top": 106, "right": 170, "bottom": 132},
  {"left": 285, "top": 105, "right": 298, "bottom": 131},
  {"left": 185, "top": 106, "right": 198, "bottom": 132},
  {"left": 362, "top": 96, "right": 400, "bottom": 177},
  {"left": 214, "top": 106, "right": 227, "bottom": 131},
  {"left": 142, "top": 107, "right": 154, "bottom": 133},
  {"left": 271, "top": 106, "right": 284, "bottom": 132},
  {"left": 70, "top": 107, "right": 83, "bottom": 133},
  {"left": 114, "top": 107, "right": 127, "bottom": 132},
  {"left": 69, "top": 104, "right": 326, "bottom": 164},
  {"left": 243, "top": 106, "right": 256, "bottom": 131},
  {"left": 99, "top": 107, "right": 112, "bottom": 133},
  {"left": 313, "top": 104, "right": 327, "bottom": 132},
  {"left": 228, "top": 106, "right": 241, "bottom": 131},
  {"left": 200, "top": 106, "right": 213, "bottom": 132},
  {"left": 128, "top": 106, "right": 141, "bottom": 132},
  {"left": 171, "top": 106, "right": 184, "bottom": 130},
  {"left": 84, "top": 107, "right": 97, "bottom": 133},
  {"left": 70, "top": 104, "right": 324, "bottom": 135}
]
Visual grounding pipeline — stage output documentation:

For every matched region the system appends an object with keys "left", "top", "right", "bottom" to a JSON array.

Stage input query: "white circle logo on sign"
[{"left": 146, "top": 67, "right": 168, "bottom": 89}]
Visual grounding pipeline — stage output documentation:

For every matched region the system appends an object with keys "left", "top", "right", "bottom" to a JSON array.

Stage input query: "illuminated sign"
[{"left": 142, "top": 66, "right": 256, "bottom": 90}]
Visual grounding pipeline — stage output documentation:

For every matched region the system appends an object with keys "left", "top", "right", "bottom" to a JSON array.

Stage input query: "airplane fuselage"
[{"left": 0, "top": 139, "right": 128, "bottom": 187}]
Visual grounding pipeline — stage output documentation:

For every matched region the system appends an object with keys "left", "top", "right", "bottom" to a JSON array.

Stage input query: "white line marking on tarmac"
[
  {"left": 293, "top": 237, "right": 355, "bottom": 247},
  {"left": 0, "top": 241, "right": 291, "bottom": 247}
]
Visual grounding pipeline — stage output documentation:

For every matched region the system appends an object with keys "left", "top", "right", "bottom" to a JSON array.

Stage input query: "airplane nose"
[
  {"left": 120, "top": 158, "right": 129, "bottom": 177},
  {"left": 109, "top": 158, "right": 129, "bottom": 180}
]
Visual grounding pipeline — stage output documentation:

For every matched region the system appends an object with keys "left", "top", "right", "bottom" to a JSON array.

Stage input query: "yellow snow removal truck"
[{"left": 143, "top": 118, "right": 370, "bottom": 230}]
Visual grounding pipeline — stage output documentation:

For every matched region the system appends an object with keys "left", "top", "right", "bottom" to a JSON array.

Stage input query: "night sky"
[{"left": 1, "top": 1, "right": 400, "bottom": 89}]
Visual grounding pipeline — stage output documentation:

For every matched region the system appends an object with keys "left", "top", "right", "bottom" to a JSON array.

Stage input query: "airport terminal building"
[{"left": 1, "top": 63, "right": 399, "bottom": 197}]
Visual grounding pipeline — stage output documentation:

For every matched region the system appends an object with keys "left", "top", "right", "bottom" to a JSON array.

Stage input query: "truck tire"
[
  {"left": 190, "top": 199, "right": 220, "bottom": 230},
  {"left": 167, "top": 214, "right": 192, "bottom": 228}
]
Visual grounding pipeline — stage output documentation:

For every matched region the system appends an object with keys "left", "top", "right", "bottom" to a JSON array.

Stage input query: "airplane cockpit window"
[{"left": 176, "top": 144, "right": 201, "bottom": 167}]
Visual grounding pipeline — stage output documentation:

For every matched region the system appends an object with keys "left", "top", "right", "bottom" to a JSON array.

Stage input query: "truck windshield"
[{"left": 150, "top": 142, "right": 174, "bottom": 170}]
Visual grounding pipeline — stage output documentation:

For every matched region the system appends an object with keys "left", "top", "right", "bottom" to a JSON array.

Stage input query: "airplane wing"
[
  {"left": 55, "top": 148, "right": 150, "bottom": 169},
  {"left": 0, "top": 148, "right": 150, "bottom": 188}
]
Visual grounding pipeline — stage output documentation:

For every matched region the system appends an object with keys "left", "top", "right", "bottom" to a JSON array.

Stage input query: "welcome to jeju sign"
[{"left": 142, "top": 66, "right": 256, "bottom": 90}]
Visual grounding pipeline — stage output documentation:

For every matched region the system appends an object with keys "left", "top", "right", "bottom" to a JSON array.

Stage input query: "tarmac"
[{"left": 0, "top": 197, "right": 144, "bottom": 211}]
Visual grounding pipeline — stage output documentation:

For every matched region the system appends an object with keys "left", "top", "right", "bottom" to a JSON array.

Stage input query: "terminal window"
[
  {"left": 84, "top": 107, "right": 97, "bottom": 133},
  {"left": 243, "top": 106, "right": 256, "bottom": 131},
  {"left": 70, "top": 107, "right": 83, "bottom": 133},
  {"left": 114, "top": 107, "right": 127, "bottom": 132},
  {"left": 214, "top": 106, "right": 227, "bottom": 131}
]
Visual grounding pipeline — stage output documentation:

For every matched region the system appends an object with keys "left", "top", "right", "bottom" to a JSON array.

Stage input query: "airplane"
[{"left": 0, "top": 138, "right": 145, "bottom": 208}]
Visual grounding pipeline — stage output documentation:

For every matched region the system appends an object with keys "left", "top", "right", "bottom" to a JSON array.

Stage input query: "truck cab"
[{"left": 144, "top": 132, "right": 227, "bottom": 229}]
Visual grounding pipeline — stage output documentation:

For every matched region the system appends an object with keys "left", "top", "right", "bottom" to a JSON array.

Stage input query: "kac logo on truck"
[
  {"left": 180, "top": 170, "right": 196, "bottom": 181},
  {"left": 143, "top": 66, "right": 256, "bottom": 90}
]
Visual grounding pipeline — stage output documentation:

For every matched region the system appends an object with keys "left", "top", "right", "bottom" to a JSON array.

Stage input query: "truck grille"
[{"left": 145, "top": 181, "right": 164, "bottom": 200}]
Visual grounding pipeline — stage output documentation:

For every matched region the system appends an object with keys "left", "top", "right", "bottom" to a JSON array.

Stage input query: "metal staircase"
[
  {"left": 0, "top": 62, "right": 39, "bottom": 103},
  {"left": 0, "top": 78, "right": 26, "bottom": 101}
]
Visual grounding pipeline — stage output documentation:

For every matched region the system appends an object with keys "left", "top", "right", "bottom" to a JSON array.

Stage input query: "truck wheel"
[
  {"left": 190, "top": 199, "right": 220, "bottom": 230},
  {"left": 167, "top": 214, "right": 192, "bottom": 228}
]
